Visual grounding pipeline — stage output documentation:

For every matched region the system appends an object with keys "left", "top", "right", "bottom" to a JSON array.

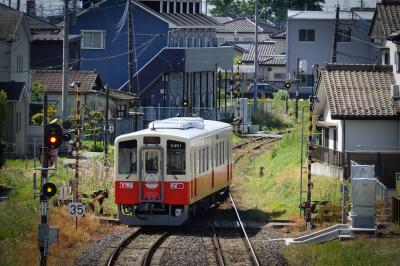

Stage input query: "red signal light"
[{"left": 50, "top": 136, "right": 57, "bottom": 143}]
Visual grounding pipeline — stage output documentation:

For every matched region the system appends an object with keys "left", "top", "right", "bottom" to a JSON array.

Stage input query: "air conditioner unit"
[{"left": 391, "top": 85, "right": 400, "bottom": 98}]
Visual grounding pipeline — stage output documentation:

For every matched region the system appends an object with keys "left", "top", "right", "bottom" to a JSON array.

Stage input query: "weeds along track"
[{"left": 106, "top": 227, "right": 170, "bottom": 266}]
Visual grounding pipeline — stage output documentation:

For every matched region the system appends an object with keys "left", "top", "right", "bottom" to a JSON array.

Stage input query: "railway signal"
[
  {"left": 182, "top": 99, "right": 189, "bottom": 108},
  {"left": 284, "top": 81, "right": 291, "bottom": 90},
  {"left": 42, "top": 183, "right": 57, "bottom": 198},
  {"left": 44, "top": 122, "right": 63, "bottom": 149}
]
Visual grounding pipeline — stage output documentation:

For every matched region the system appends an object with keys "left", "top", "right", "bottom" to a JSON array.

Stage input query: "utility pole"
[
  {"left": 253, "top": 0, "right": 259, "bottom": 107},
  {"left": 104, "top": 86, "right": 109, "bottom": 168},
  {"left": 305, "top": 96, "right": 315, "bottom": 229},
  {"left": 128, "top": 1, "right": 134, "bottom": 94},
  {"left": 62, "top": 0, "right": 70, "bottom": 122},
  {"left": 331, "top": 5, "right": 339, "bottom": 63},
  {"left": 295, "top": 57, "right": 300, "bottom": 119}
]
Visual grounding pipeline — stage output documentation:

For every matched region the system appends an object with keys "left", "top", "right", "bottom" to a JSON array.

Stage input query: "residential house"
[
  {"left": 31, "top": 69, "right": 138, "bottom": 139},
  {"left": 69, "top": 0, "right": 233, "bottom": 116},
  {"left": 286, "top": 9, "right": 377, "bottom": 88},
  {"left": 240, "top": 42, "right": 286, "bottom": 87},
  {"left": 0, "top": 3, "right": 80, "bottom": 71},
  {"left": 0, "top": 11, "right": 32, "bottom": 155},
  {"left": 369, "top": 0, "right": 400, "bottom": 84},
  {"left": 0, "top": 82, "right": 30, "bottom": 155},
  {"left": 216, "top": 18, "right": 278, "bottom": 45},
  {"left": 313, "top": 64, "right": 400, "bottom": 188},
  {"left": 270, "top": 28, "right": 286, "bottom": 55}
]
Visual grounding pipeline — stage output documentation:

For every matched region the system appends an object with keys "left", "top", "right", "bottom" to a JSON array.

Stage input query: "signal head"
[
  {"left": 182, "top": 99, "right": 189, "bottom": 108},
  {"left": 284, "top": 81, "right": 291, "bottom": 90},
  {"left": 42, "top": 183, "right": 57, "bottom": 198},
  {"left": 44, "top": 123, "right": 63, "bottom": 149}
]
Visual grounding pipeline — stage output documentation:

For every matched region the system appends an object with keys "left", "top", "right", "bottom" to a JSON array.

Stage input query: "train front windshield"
[{"left": 118, "top": 140, "right": 137, "bottom": 175}]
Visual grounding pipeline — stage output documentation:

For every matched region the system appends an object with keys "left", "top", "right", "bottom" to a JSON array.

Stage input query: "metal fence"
[{"left": 311, "top": 145, "right": 345, "bottom": 167}]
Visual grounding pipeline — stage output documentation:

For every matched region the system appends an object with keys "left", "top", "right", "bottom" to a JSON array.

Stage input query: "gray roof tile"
[
  {"left": 375, "top": 1, "right": 400, "bottom": 37},
  {"left": 321, "top": 64, "right": 399, "bottom": 119}
]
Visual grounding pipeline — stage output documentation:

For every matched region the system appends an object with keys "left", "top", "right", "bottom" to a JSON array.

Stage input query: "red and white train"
[{"left": 114, "top": 117, "right": 233, "bottom": 225}]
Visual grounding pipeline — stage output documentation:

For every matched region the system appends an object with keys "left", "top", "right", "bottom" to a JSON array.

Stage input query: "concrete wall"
[
  {"left": 344, "top": 120, "right": 400, "bottom": 151},
  {"left": 311, "top": 161, "right": 343, "bottom": 178},
  {"left": 272, "top": 38, "right": 286, "bottom": 55},
  {"left": 185, "top": 47, "right": 233, "bottom": 72},
  {"left": 287, "top": 18, "right": 376, "bottom": 78}
]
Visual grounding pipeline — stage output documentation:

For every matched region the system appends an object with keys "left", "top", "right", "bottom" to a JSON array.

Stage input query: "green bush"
[{"left": 275, "top": 90, "right": 286, "bottom": 100}]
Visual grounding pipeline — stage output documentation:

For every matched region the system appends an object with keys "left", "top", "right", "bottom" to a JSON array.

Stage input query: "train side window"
[
  {"left": 215, "top": 144, "right": 218, "bottom": 166},
  {"left": 202, "top": 148, "right": 206, "bottom": 173},
  {"left": 222, "top": 141, "right": 225, "bottom": 164},
  {"left": 118, "top": 140, "right": 137, "bottom": 174},
  {"left": 167, "top": 140, "right": 186, "bottom": 175},
  {"left": 206, "top": 147, "right": 209, "bottom": 171},
  {"left": 219, "top": 143, "right": 222, "bottom": 166}
]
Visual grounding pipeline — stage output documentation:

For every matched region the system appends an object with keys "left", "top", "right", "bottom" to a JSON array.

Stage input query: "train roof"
[{"left": 116, "top": 117, "right": 232, "bottom": 141}]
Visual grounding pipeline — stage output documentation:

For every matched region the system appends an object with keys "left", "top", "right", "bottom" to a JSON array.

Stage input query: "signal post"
[{"left": 38, "top": 93, "right": 61, "bottom": 266}]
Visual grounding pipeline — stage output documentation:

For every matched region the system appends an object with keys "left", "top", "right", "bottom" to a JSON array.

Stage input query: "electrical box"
[{"left": 349, "top": 164, "right": 376, "bottom": 229}]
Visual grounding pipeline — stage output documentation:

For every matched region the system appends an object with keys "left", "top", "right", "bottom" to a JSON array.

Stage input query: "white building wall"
[
  {"left": 344, "top": 120, "right": 400, "bottom": 151},
  {"left": 9, "top": 24, "right": 31, "bottom": 89},
  {"left": 217, "top": 32, "right": 270, "bottom": 45},
  {"left": 386, "top": 40, "right": 400, "bottom": 85}
]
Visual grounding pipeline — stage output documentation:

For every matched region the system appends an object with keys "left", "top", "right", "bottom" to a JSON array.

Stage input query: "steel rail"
[
  {"left": 229, "top": 193, "right": 260, "bottom": 266},
  {"left": 142, "top": 231, "right": 170, "bottom": 266},
  {"left": 106, "top": 228, "right": 143, "bottom": 266},
  {"left": 233, "top": 138, "right": 279, "bottom": 164},
  {"left": 209, "top": 218, "right": 226, "bottom": 266}
]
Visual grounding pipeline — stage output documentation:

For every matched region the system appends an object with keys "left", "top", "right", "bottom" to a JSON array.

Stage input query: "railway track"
[
  {"left": 106, "top": 227, "right": 171, "bottom": 266},
  {"left": 102, "top": 130, "right": 289, "bottom": 266}
]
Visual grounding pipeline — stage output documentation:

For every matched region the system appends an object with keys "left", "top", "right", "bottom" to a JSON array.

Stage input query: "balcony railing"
[{"left": 311, "top": 145, "right": 345, "bottom": 168}]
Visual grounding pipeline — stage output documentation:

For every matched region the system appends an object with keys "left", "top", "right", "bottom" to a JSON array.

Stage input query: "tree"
[
  {"left": 31, "top": 82, "right": 47, "bottom": 102},
  {"left": 209, "top": 0, "right": 324, "bottom": 21},
  {"left": 82, "top": 107, "right": 104, "bottom": 148},
  {"left": 31, "top": 104, "right": 58, "bottom": 125},
  {"left": 0, "top": 90, "right": 7, "bottom": 168}
]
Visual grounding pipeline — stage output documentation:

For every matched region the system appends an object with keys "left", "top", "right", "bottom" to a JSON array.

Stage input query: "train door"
[{"left": 139, "top": 148, "right": 164, "bottom": 202}]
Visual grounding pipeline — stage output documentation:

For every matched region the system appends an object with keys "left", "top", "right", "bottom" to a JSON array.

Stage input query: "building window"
[
  {"left": 396, "top": 51, "right": 400, "bottom": 73},
  {"left": 274, "top": 73, "right": 286, "bottom": 80},
  {"left": 81, "top": 30, "right": 105, "bottom": 49},
  {"left": 176, "top": 2, "right": 181, "bottom": 13},
  {"left": 337, "top": 28, "right": 351, "bottom": 42},
  {"left": 117, "top": 105, "right": 126, "bottom": 118},
  {"left": 17, "top": 55, "right": 23, "bottom": 72},
  {"left": 299, "top": 29, "right": 315, "bottom": 42},
  {"left": 383, "top": 50, "right": 389, "bottom": 65}
]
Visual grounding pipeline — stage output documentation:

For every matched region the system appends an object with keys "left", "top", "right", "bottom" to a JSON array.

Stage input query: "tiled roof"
[
  {"left": 32, "top": 28, "right": 80, "bottom": 41},
  {"left": 109, "top": 90, "right": 137, "bottom": 101},
  {"left": 241, "top": 42, "right": 275, "bottom": 63},
  {"left": 0, "top": 3, "right": 57, "bottom": 32},
  {"left": 375, "top": 1, "right": 400, "bottom": 37},
  {"left": 32, "top": 70, "right": 102, "bottom": 93},
  {"left": 0, "top": 82, "right": 26, "bottom": 101},
  {"left": 321, "top": 64, "right": 399, "bottom": 119},
  {"left": 261, "top": 55, "right": 286, "bottom": 65},
  {"left": 0, "top": 11, "right": 24, "bottom": 41},
  {"left": 217, "top": 18, "right": 268, "bottom": 33},
  {"left": 270, "top": 28, "right": 286, "bottom": 39}
]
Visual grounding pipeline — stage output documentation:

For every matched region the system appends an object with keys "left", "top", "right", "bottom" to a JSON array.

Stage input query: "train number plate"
[{"left": 170, "top": 183, "right": 184, "bottom": 189}]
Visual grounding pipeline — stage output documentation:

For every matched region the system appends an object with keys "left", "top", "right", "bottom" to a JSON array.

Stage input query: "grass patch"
[
  {"left": 284, "top": 237, "right": 400, "bottom": 266},
  {"left": 0, "top": 157, "right": 122, "bottom": 265},
  {"left": 232, "top": 126, "right": 341, "bottom": 220}
]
